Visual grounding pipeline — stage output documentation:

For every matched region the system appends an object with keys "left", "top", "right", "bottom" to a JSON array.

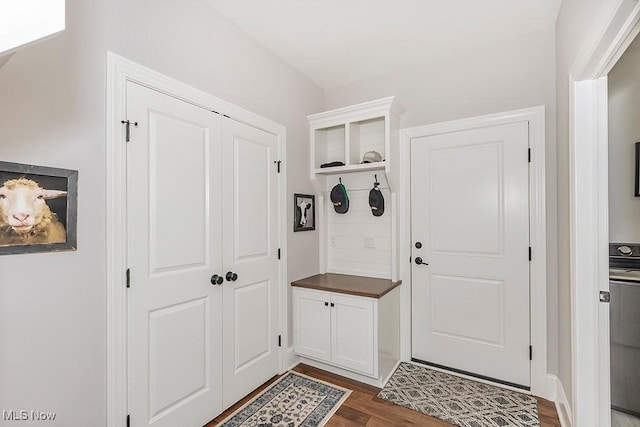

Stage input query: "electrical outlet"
[{"left": 364, "top": 236, "right": 375, "bottom": 249}]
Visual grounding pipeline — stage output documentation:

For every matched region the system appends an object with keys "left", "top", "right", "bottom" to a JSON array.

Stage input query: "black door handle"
[
  {"left": 211, "top": 274, "right": 223, "bottom": 285},
  {"left": 415, "top": 257, "right": 428, "bottom": 266},
  {"left": 226, "top": 271, "right": 238, "bottom": 282}
]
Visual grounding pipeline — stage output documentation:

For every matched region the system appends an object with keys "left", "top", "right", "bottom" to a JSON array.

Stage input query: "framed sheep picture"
[
  {"left": 0, "top": 161, "right": 78, "bottom": 255},
  {"left": 294, "top": 193, "right": 315, "bottom": 232}
]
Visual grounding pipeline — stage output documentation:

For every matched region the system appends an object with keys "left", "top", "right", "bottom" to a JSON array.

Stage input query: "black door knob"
[
  {"left": 211, "top": 274, "right": 223, "bottom": 285},
  {"left": 415, "top": 257, "right": 428, "bottom": 266},
  {"left": 415, "top": 241, "right": 422, "bottom": 249},
  {"left": 226, "top": 271, "right": 238, "bottom": 282}
]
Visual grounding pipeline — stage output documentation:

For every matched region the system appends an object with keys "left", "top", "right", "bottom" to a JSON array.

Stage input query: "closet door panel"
[
  {"left": 126, "top": 81, "right": 223, "bottom": 427},
  {"left": 221, "top": 118, "right": 280, "bottom": 409}
]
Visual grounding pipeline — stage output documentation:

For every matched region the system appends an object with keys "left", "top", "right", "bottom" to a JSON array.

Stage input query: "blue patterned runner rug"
[
  {"left": 216, "top": 371, "right": 351, "bottom": 427},
  {"left": 377, "top": 362, "right": 540, "bottom": 427}
]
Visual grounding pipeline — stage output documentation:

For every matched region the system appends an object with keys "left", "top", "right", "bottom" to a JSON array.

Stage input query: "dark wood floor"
[{"left": 207, "top": 364, "right": 561, "bottom": 426}]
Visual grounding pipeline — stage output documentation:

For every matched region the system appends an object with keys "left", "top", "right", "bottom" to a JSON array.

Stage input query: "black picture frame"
[
  {"left": 636, "top": 143, "right": 640, "bottom": 197},
  {"left": 0, "top": 161, "right": 78, "bottom": 255},
  {"left": 294, "top": 193, "right": 315, "bottom": 232}
]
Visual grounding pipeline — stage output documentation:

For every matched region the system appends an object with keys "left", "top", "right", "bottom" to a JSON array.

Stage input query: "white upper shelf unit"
[
  {"left": 308, "top": 97, "right": 404, "bottom": 191},
  {"left": 0, "top": 0, "right": 65, "bottom": 57}
]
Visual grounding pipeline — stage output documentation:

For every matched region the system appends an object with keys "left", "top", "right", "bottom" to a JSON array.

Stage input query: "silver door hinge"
[
  {"left": 277, "top": 248, "right": 281, "bottom": 260},
  {"left": 599, "top": 291, "right": 611, "bottom": 303},
  {"left": 528, "top": 148, "right": 531, "bottom": 163},
  {"left": 274, "top": 160, "right": 282, "bottom": 173},
  {"left": 529, "top": 345, "right": 533, "bottom": 360},
  {"left": 126, "top": 268, "right": 131, "bottom": 288},
  {"left": 529, "top": 247, "right": 532, "bottom": 261}
]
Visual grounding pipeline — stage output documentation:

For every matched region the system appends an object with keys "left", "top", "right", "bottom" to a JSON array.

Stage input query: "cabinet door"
[
  {"left": 331, "top": 294, "right": 376, "bottom": 376},
  {"left": 293, "top": 288, "right": 331, "bottom": 362}
]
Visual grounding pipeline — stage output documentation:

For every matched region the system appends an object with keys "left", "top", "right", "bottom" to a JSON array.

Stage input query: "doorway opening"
[
  {"left": 606, "top": 33, "right": 640, "bottom": 427},
  {"left": 570, "top": 3, "right": 640, "bottom": 426}
]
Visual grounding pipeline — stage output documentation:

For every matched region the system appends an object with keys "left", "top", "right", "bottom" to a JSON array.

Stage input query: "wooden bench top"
[{"left": 291, "top": 273, "right": 402, "bottom": 298}]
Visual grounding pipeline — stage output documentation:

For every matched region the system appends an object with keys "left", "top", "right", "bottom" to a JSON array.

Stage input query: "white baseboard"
[
  {"left": 544, "top": 374, "right": 558, "bottom": 402},
  {"left": 381, "top": 360, "right": 402, "bottom": 387},
  {"left": 551, "top": 375, "right": 573, "bottom": 427},
  {"left": 285, "top": 346, "right": 300, "bottom": 372}
]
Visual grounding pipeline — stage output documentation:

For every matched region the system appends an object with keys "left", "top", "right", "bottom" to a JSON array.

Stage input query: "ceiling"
[{"left": 205, "top": 0, "right": 562, "bottom": 89}]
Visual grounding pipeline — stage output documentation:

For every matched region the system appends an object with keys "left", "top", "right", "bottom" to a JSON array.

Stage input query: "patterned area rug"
[
  {"left": 377, "top": 362, "right": 540, "bottom": 427},
  {"left": 216, "top": 371, "right": 351, "bottom": 427}
]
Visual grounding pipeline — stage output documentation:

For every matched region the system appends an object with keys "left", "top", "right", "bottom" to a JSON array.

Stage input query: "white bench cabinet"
[{"left": 291, "top": 273, "right": 401, "bottom": 385}]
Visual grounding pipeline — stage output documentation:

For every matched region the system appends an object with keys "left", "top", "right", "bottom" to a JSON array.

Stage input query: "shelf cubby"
[
  {"left": 314, "top": 124, "right": 346, "bottom": 169},
  {"left": 349, "top": 116, "right": 385, "bottom": 166}
]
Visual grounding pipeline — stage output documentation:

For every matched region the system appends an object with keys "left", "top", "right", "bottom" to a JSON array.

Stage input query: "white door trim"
[
  {"left": 105, "top": 52, "right": 288, "bottom": 427},
  {"left": 399, "top": 106, "right": 552, "bottom": 399},
  {"left": 568, "top": 1, "right": 640, "bottom": 426},
  {"left": 570, "top": 76, "right": 611, "bottom": 427}
]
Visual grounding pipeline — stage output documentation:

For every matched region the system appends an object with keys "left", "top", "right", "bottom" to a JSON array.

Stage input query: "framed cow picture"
[{"left": 294, "top": 193, "right": 315, "bottom": 232}]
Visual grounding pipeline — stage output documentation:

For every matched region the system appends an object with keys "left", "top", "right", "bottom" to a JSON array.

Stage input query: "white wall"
[
  {"left": 608, "top": 45, "right": 640, "bottom": 243},
  {"left": 325, "top": 28, "right": 559, "bottom": 376},
  {"left": 0, "top": 1, "right": 323, "bottom": 425},
  {"left": 555, "top": 0, "right": 627, "bottom": 408}
]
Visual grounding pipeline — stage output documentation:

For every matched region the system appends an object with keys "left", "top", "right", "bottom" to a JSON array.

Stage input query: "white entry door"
[
  {"left": 221, "top": 118, "right": 280, "bottom": 408},
  {"left": 126, "top": 81, "right": 223, "bottom": 426},
  {"left": 411, "top": 121, "right": 531, "bottom": 387}
]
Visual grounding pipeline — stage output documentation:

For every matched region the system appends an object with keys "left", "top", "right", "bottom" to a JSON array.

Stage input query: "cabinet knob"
[
  {"left": 210, "top": 274, "right": 223, "bottom": 285},
  {"left": 330, "top": 302, "right": 335, "bottom": 307},
  {"left": 226, "top": 271, "right": 238, "bottom": 282},
  {"left": 324, "top": 302, "right": 329, "bottom": 306}
]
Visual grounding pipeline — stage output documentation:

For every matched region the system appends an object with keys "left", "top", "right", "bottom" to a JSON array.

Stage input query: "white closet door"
[
  {"left": 411, "top": 121, "right": 531, "bottom": 387},
  {"left": 221, "top": 118, "right": 280, "bottom": 408},
  {"left": 127, "top": 81, "right": 223, "bottom": 427}
]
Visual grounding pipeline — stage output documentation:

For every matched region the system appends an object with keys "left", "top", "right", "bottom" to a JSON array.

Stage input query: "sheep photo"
[
  {"left": 294, "top": 194, "right": 315, "bottom": 232},
  {"left": 0, "top": 162, "right": 78, "bottom": 255}
]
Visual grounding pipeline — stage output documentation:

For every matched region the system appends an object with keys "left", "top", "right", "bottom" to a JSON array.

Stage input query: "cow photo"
[
  {"left": 0, "top": 161, "right": 78, "bottom": 255},
  {"left": 294, "top": 193, "right": 315, "bottom": 232}
]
